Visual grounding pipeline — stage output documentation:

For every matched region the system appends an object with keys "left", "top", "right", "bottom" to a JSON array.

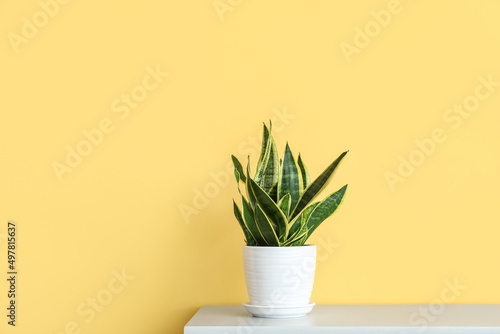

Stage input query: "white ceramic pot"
[{"left": 243, "top": 245, "right": 316, "bottom": 307}]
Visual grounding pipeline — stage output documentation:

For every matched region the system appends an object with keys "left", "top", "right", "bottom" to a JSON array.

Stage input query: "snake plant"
[{"left": 232, "top": 122, "right": 348, "bottom": 246}]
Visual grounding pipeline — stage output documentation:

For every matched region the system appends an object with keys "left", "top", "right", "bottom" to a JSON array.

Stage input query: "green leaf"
[
  {"left": 248, "top": 235, "right": 258, "bottom": 246},
  {"left": 241, "top": 196, "right": 267, "bottom": 245},
  {"left": 278, "top": 193, "right": 291, "bottom": 217},
  {"left": 234, "top": 169, "right": 240, "bottom": 184},
  {"left": 248, "top": 177, "right": 288, "bottom": 241},
  {"left": 282, "top": 229, "right": 307, "bottom": 246},
  {"left": 288, "top": 233, "right": 309, "bottom": 246},
  {"left": 254, "top": 204, "right": 280, "bottom": 246},
  {"left": 268, "top": 182, "right": 278, "bottom": 202},
  {"left": 278, "top": 143, "right": 302, "bottom": 214},
  {"left": 306, "top": 185, "right": 347, "bottom": 237},
  {"left": 289, "top": 151, "right": 348, "bottom": 220},
  {"left": 254, "top": 130, "right": 279, "bottom": 193},
  {"left": 287, "top": 202, "right": 319, "bottom": 241},
  {"left": 246, "top": 156, "right": 257, "bottom": 208},
  {"left": 297, "top": 154, "right": 311, "bottom": 190},
  {"left": 232, "top": 155, "right": 246, "bottom": 183},
  {"left": 234, "top": 169, "right": 243, "bottom": 194},
  {"left": 256, "top": 123, "right": 270, "bottom": 173},
  {"left": 233, "top": 200, "right": 257, "bottom": 245}
]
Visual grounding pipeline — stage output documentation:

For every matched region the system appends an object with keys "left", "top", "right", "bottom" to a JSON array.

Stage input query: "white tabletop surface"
[{"left": 185, "top": 304, "right": 500, "bottom": 334}]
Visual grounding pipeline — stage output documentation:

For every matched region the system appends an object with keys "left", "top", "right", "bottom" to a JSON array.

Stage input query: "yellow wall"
[{"left": 1, "top": 0, "right": 500, "bottom": 333}]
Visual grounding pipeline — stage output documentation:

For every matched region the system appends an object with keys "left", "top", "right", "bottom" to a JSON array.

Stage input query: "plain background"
[{"left": 1, "top": 0, "right": 499, "bottom": 333}]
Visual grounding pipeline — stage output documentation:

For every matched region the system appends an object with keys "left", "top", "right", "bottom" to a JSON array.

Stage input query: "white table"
[{"left": 185, "top": 305, "right": 500, "bottom": 333}]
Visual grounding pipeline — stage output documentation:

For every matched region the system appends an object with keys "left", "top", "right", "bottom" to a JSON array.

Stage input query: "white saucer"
[{"left": 242, "top": 302, "right": 315, "bottom": 318}]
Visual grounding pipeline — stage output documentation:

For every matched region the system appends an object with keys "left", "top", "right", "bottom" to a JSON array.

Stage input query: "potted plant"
[{"left": 232, "top": 122, "right": 348, "bottom": 318}]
